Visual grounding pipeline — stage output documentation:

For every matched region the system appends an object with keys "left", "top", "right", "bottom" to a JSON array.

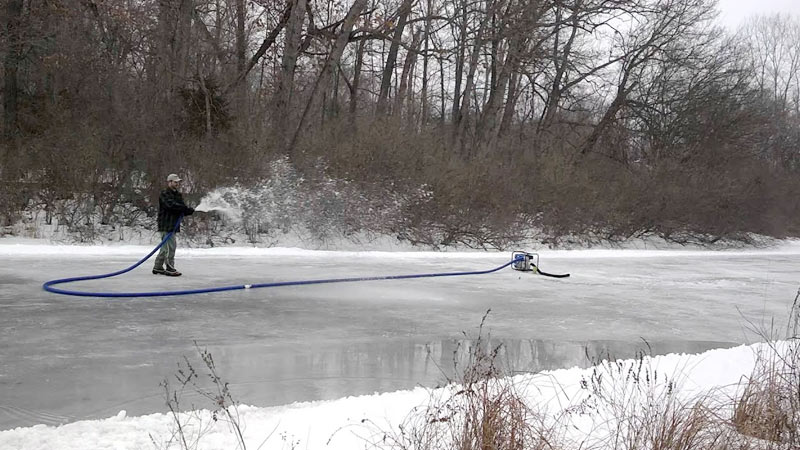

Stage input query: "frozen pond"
[{"left": 1, "top": 245, "right": 798, "bottom": 430}]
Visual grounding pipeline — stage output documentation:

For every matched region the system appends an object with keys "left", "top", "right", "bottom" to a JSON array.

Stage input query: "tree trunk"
[
  {"left": 234, "top": 0, "right": 247, "bottom": 111},
  {"left": 476, "top": 48, "right": 506, "bottom": 147},
  {"left": 349, "top": 39, "right": 366, "bottom": 117},
  {"left": 454, "top": 9, "right": 491, "bottom": 148},
  {"left": 395, "top": 30, "right": 422, "bottom": 119},
  {"left": 420, "top": 0, "right": 432, "bottom": 125},
  {"left": 276, "top": 0, "right": 307, "bottom": 144},
  {"left": 439, "top": 54, "right": 446, "bottom": 126},
  {"left": 499, "top": 70, "right": 519, "bottom": 135},
  {"left": 580, "top": 73, "right": 633, "bottom": 157},
  {"left": 330, "top": 63, "right": 340, "bottom": 118},
  {"left": 478, "top": 31, "right": 524, "bottom": 152},
  {"left": 226, "top": 2, "right": 293, "bottom": 94},
  {"left": 376, "top": 0, "right": 413, "bottom": 115},
  {"left": 540, "top": 4, "right": 579, "bottom": 133},
  {"left": 451, "top": 0, "right": 467, "bottom": 123},
  {"left": 490, "top": 10, "right": 497, "bottom": 91},
  {"left": 156, "top": 0, "right": 193, "bottom": 93},
  {"left": 199, "top": 76, "right": 213, "bottom": 135},
  {"left": 175, "top": 0, "right": 193, "bottom": 85},
  {"left": 289, "top": 0, "right": 368, "bottom": 153},
  {"left": 157, "top": 1, "right": 172, "bottom": 90},
  {"left": 3, "top": 0, "right": 23, "bottom": 137}
]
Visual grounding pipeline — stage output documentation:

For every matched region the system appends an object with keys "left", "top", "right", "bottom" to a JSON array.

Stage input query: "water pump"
[
  {"left": 511, "top": 251, "right": 538, "bottom": 272},
  {"left": 511, "top": 251, "right": 570, "bottom": 278}
]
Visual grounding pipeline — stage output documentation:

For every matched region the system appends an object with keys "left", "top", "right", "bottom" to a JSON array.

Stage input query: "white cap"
[{"left": 166, "top": 174, "right": 182, "bottom": 182}]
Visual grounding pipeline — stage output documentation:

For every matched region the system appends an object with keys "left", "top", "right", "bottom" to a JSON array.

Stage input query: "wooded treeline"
[{"left": 1, "top": 0, "right": 799, "bottom": 245}]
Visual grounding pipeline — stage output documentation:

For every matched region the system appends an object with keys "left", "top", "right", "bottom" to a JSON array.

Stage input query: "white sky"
[{"left": 716, "top": 0, "right": 800, "bottom": 28}]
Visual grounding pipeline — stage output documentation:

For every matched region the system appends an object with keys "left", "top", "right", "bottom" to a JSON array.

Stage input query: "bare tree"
[
  {"left": 289, "top": 0, "right": 369, "bottom": 152},
  {"left": 578, "top": 0, "right": 719, "bottom": 158},
  {"left": 3, "top": 0, "right": 23, "bottom": 138},
  {"left": 2, "top": 0, "right": 799, "bottom": 245},
  {"left": 233, "top": 0, "right": 247, "bottom": 111},
  {"left": 741, "top": 14, "right": 800, "bottom": 114},
  {"left": 156, "top": 0, "right": 195, "bottom": 93},
  {"left": 451, "top": 0, "right": 469, "bottom": 123},
  {"left": 376, "top": 0, "right": 415, "bottom": 115},
  {"left": 349, "top": 38, "right": 367, "bottom": 116},
  {"left": 394, "top": 29, "right": 422, "bottom": 118},
  {"left": 420, "top": 0, "right": 433, "bottom": 124},
  {"left": 454, "top": 0, "right": 493, "bottom": 149},
  {"left": 276, "top": 0, "right": 308, "bottom": 144},
  {"left": 475, "top": 0, "right": 552, "bottom": 154},
  {"left": 226, "top": 3, "right": 293, "bottom": 93}
]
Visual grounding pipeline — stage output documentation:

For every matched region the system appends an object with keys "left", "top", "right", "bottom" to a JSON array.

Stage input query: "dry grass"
[
  {"left": 730, "top": 302, "right": 800, "bottom": 448},
  {"left": 376, "top": 306, "right": 800, "bottom": 450},
  {"left": 375, "top": 311, "right": 564, "bottom": 450},
  {"left": 156, "top": 342, "right": 248, "bottom": 450},
  {"left": 575, "top": 348, "right": 728, "bottom": 450}
]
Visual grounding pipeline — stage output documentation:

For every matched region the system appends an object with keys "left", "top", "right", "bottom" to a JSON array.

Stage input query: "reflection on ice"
[{"left": 0, "top": 337, "right": 735, "bottom": 430}]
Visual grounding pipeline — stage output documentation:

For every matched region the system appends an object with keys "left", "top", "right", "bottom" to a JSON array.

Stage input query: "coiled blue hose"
[{"left": 42, "top": 218, "right": 526, "bottom": 298}]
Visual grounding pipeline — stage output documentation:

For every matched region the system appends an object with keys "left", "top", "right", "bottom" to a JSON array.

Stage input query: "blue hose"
[{"left": 42, "top": 217, "right": 526, "bottom": 298}]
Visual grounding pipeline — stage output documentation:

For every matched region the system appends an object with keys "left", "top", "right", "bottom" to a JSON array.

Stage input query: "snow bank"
[
  {"left": 2, "top": 238, "right": 799, "bottom": 259},
  {"left": 0, "top": 341, "right": 787, "bottom": 450}
]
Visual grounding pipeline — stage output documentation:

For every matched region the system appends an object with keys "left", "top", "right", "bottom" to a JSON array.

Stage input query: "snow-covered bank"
[
  {"left": 0, "top": 341, "right": 794, "bottom": 450},
  {"left": 2, "top": 237, "right": 800, "bottom": 259}
]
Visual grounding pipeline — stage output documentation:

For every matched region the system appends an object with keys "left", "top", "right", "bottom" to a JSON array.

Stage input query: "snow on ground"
[
  {"left": 2, "top": 236, "right": 800, "bottom": 258},
  {"left": 0, "top": 341, "right": 789, "bottom": 450}
]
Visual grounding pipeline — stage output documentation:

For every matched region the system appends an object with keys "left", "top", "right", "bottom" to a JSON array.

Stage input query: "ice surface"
[{"left": 0, "top": 243, "right": 798, "bottom": 431}]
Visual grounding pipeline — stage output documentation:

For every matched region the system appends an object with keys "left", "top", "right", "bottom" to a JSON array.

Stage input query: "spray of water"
[
  {"left": 194, "top": 188, "right": 243, "bottom": 222},
  {"left": 189, "top": 157, "right": 410, "bottom": 244}
]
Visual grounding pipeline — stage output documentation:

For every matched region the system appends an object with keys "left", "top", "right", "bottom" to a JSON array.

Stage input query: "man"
[{"left": 153, "top": 173, "right": 195, "bottom": 276}]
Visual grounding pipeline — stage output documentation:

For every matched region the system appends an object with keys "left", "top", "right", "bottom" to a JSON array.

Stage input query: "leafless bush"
[
  {"left": 576, "top": 350, "right": 729, "bottom": 450},
  {"left": 155, "top": 343, "right": 247, "bottom": 450},
  {"left": 731, "top": 341, "right": 800, "bottom": 447},
  {"left": 368, "top": 311, "right": 564, "bottom": 450}
]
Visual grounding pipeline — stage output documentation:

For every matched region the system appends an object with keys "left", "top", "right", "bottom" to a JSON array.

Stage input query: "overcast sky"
[{"left": 716, "top": 0, "right": 800, "bottom": 28}]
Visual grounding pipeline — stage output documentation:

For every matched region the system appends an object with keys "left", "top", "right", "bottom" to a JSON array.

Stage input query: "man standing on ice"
[{"left": 153, "top": 173, "right": 194, "bottom": 276}]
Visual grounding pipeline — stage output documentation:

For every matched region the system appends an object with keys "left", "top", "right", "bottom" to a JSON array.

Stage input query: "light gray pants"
[{"left": 153, "top": 232, "right": 177, "bottom": 270}]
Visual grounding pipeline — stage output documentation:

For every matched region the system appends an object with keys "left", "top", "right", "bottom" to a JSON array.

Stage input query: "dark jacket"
[{"left": 157, "top": 188, "right": 194, "bottom": 232}]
